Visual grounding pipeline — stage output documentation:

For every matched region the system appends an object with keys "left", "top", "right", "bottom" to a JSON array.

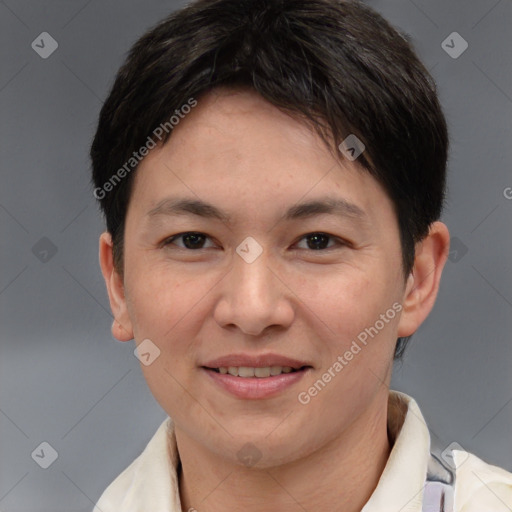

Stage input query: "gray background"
[{"left": 0, "top": 0, "right": 511, "bottom": 510}]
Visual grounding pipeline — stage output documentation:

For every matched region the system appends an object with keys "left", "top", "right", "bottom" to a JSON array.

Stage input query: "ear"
[
  {"left": 397, "top": 221, "right": 450, "bottom": 338},
  {"left": 98, "top": 231, "right": 134, "bottom": 342}
]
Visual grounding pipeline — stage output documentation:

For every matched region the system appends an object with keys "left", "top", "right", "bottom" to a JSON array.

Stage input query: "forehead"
[
  {"left": 128, "top": 88, "right": 395, "bottom": 230},
  {"left": 166, "top": 87, "right": 333, "bottom": 162}
]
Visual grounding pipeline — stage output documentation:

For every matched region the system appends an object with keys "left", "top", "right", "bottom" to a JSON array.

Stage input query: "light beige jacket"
[{"left": 93, "top": 391, "right": 512, "bottom": 511}]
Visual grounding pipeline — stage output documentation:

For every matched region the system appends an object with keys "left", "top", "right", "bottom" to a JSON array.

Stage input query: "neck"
[{"left": 177, "top": 394, "right": 391, "bottom": 512}]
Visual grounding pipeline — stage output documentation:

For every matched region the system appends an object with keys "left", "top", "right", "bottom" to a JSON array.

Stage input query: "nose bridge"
[
  {"left": 214, "top": 244, "right": 293, "bottom": 335},
  {"left": 230, "top": 245, "right": 277, "bottom": 309}
]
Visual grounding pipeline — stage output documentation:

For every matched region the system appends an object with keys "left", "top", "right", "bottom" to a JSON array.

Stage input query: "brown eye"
[
  {"left": 164, "top": 232, "right": 213, "bottom": 250},
  {"left": 296, "top": 232, "right": 343, "bottom": 251}
]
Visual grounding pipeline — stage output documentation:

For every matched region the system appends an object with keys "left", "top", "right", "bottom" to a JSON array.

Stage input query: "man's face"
[{"left": 115, "top": 88, "right": 410, "bottom": 466}]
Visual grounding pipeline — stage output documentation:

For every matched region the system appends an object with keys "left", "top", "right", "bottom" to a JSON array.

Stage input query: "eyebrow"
[{"left": 146, "top": 196, "right": 368, "bottom": 225}]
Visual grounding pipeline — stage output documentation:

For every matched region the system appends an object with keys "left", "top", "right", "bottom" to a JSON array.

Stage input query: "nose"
[{"left": 213, "top": 248, "right": 295, "bottom": 337}]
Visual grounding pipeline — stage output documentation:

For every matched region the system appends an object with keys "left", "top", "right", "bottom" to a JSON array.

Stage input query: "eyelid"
[
  {"left": 161, "top": 232, "right": 217, "bottom": 249},
  {"left": 293, "top": 232, "right": 350, "bottom": 250}
]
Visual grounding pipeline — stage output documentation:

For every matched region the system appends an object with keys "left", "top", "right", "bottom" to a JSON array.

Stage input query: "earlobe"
[
  {"left": 397, "top": 221, "right": 450, "bottom": 338},
  {"left": 98, "top": 231, "right": 134, "bottom": 342},
  {"left": 111, "top": 319, "right": 133, "bottom": 342}
]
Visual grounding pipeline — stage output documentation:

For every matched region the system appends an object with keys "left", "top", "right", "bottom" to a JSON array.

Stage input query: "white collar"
[
  {"left": 94, "top": 390, "right": 512, "bottom": 511},
  {"left": 362, "top": 391, "right": 431, "bottom": 512}
]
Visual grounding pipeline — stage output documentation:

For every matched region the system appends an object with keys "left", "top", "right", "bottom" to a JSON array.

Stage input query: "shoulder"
[
  {"left": 454, "top": 449, "right": 512, "bottom": 511},
  {"left": 92, "top": 417, "right": 176, "bottom": 511},
  {"left": 92, "top": 454, "right": 142, "bottom": 511}
]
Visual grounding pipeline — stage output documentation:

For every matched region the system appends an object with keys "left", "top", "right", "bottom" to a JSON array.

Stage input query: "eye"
[
  {"left": 295, "top": 232, "right": 347, "bottom": 251},
  {"left": 161, "top": 231, "right": 348, "bottom": 252},
  {"left": 162, "top": 232, "right": 216, "bottom": 250}
]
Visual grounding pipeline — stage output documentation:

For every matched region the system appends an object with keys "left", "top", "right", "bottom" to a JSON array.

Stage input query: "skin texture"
[{"left": 99, "top": 88, "right": 450, "bottom": 512}]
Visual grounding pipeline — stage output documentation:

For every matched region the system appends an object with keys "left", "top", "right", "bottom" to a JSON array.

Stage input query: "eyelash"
[{"left": 161, "top": 231, "right": 349, "bottom": 252}]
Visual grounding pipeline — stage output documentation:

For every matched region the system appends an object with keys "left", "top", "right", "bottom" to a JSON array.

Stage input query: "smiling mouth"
[{"left": 204, "top": 366, "right": 309, "bottom": 377}]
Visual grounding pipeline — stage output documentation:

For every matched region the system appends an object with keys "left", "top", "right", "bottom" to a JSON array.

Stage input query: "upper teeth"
[{"left": 218, "top": 366, "right": 295, "bottom": 377}]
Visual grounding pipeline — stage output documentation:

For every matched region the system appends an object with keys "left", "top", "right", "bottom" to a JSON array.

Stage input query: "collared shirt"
[{"left": 92, "top": 391, "right": 512, "bottom": 511}]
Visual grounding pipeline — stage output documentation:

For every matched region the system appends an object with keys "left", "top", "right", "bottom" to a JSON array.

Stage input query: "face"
[{"left": 103, "top": 88, "right": 419, "bottom": 467}]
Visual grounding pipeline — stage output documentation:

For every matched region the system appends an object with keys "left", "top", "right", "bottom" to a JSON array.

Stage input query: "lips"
[
  {"left": 202, "top": 353, "right": 310, "bottom": 371},
  {"left": 201, "top": 353, "right": 312, "bottom": 399},
  {"left": 213, "top": 366, "right": 298, "bottom": 377}
]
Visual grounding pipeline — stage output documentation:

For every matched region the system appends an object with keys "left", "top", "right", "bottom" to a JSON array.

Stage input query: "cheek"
[
  {"left": 124, "top": 263, "right": 221, "bottom": 389},
  {"left": 124, "top": 266, "right": 206, "bottom": 415},
  {"left": 296, "top": 263, "right": 400, "bottom": 368},
  {"left": 296, "top": 267, "right": 379, "bottom": 333},
  {"left": 295, "top": 269, "right": 398, "bottom": 426},
  {"left": 125, "top": 260, "right": 207, "bottom": 339}
]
